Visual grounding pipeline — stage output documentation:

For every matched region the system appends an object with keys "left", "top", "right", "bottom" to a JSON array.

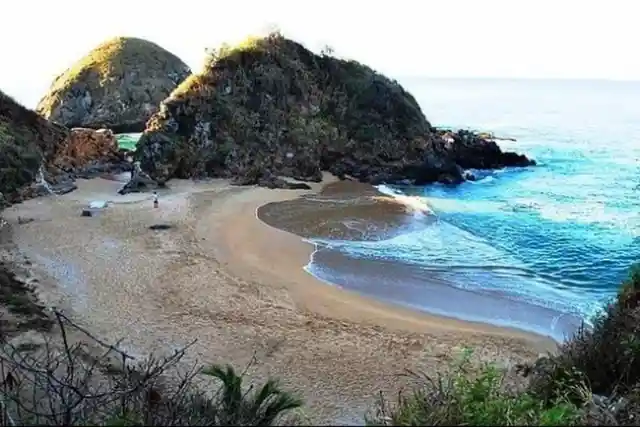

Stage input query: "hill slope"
[
  {"left": 133, "top": 33, "right": 533, "bottom": 189},
  {"left": 1, "top": 91, "right": 132, "bottom": 204},
  {"left": 36, "top": 37, "right": 191, "bottom": 133},
  {"left": 0, "top": 91, "right": 68, "bottom": 203}
]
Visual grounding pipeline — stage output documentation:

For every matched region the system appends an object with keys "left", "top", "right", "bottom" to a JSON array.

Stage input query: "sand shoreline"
[
  {"left": 0, "top": 175, "right": 555, "bottom": 423},
  {"left": 230, "top": 187, "right": 546, "bottom": 341}
]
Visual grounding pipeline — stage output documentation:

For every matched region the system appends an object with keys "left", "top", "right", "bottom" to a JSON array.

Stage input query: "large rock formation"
[
  {"left": 132, "top": 33, "right": 534, "bottom": 190},
  {"left": 36, "top": 37, "right": 191, "bottom": 133}
]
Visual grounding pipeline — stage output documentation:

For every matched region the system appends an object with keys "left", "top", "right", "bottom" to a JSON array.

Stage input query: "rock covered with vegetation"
[
  {"left": 0, "top": 90, "right": 69, "bottom": 203},
  {"left": 132, "top": 32, "right": 533, "bottom": 190},
  {"left": 36, "top": 37, "right": 191, "bottom": 133}
]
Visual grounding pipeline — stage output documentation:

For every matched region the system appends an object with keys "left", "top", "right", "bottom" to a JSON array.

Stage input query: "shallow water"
[
  {"left": 115, "top": 133, "right": 142, "bottom": 151},
  {"left": 303, "top": 79, "right": 639, "bottom": 341}
]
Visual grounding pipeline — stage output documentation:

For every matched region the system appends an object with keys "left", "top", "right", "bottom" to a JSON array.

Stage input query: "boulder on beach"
[
  {"left": 36, "top": 37, "right": 191, "bottom": 133},
  {"left": 132, "top": 32, "right": 534, "bottom": 190}
]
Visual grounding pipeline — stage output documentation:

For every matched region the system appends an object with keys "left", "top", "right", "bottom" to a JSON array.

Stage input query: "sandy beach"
[{"left": 0, "top": 174, "right": 556, "bottom": 424}]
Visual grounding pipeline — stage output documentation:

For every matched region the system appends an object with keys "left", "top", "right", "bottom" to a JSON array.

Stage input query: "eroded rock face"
[
  {"left": 51, "top": 128, "right": 130, "bottom": 178},
  {"left": 133, "top": 33, "right": 534, "bottom": 190},
  {"left": 36, "top": 37, "right": 191, "bottom": 133}
]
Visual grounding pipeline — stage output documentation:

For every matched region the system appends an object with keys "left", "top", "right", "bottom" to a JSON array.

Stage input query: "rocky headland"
[{"left": 128, "top": 32, "right": 534, "bottom": 193}]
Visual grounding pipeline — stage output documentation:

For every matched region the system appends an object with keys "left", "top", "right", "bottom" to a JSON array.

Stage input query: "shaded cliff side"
[
  {"left": 1, "top": 91, "right": 130, "bottom": 204},
  {"left": 0, "top": 91, "right": 68, "bottom": 203},
  {"left": 36, "top": 37, "right": 191, "bottom": 133},
  {"left": 131, "top": 33, "right": 533, "bottom": 190}
]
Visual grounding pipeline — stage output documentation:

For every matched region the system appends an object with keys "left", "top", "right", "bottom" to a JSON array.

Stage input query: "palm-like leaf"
[{"left": 202, "top": 364, "right": 303, "bottom": 425}]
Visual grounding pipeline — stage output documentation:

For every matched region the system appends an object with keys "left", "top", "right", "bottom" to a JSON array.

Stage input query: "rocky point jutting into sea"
[{"left": 122, "top": 32, "right": 533, "bottom": 194}]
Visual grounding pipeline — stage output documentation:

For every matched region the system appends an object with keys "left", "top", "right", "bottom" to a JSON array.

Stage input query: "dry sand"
[{"left": 0, "top": 174, "right": 556, "bottom": 424}]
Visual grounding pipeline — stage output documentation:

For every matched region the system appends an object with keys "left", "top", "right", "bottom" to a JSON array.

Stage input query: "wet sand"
[
  {"left": 259, "top": 180, "right": 583, "bottom": 342},
  {"left": 257, "top": 180, "right": 420, "bottom": 241},
  {"left": 1, "top": 174, "right": 556, "bottom": 424}
]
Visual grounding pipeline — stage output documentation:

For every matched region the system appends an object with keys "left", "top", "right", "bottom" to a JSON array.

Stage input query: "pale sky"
[{"left": 2, "top": 0, "right": 638, "bottom": 108}]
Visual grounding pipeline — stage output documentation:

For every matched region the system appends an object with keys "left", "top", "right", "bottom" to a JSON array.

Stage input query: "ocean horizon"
[{"left": 297, "top": 78, "right": 640, "bottom": 342}]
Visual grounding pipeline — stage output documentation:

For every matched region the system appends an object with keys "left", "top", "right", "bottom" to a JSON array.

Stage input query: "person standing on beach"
[{"left": 153, "top": 191, "right": 159, "bottom": 208}]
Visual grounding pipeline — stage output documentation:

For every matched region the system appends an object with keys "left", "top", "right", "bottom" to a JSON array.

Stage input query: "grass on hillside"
[
  {"left": 48, "top": 37, "right": 183, "bottom": 94},
  {"left": 36, "top": 37, "right": 191, "bottom": 130},
  {"left": 206, "top": 35, "right": 264, "bottom": 65},
  {"left": 170, "top": 35, "right": 265, "bottom": 99}
]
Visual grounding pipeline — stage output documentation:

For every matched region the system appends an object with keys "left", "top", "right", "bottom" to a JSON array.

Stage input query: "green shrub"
[
  {"left": 368, "top": 350, "right": 580, "bottom": 426},
  {"left": 199, "top": 364, "right": 303, "bottom": 425},
  {"left": 526, "top": 264, "right": 640, "bottom": 405}
]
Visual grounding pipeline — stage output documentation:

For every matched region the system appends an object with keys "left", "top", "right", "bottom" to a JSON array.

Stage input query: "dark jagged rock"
[
  {"left": 132, "top": 33, "right": 534, "bottom": 189},
  {"left": 36, "top": 37, "right": 191, "bottom": 133},
  {"left": 256, "top": 175, "right": 312, "bottom": 190},
  {"left": 118, "top": 162, "right": 158, "bottom": 195},
  {"left": 436, "top": 129, "right": 536, "bottom": 170}
]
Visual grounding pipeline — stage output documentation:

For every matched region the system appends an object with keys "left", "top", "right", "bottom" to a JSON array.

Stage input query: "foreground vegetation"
[
  {"left": 0, "top": 169, "right": 631, "bottom": 425},
  {"left": 0, "top": 310, "right": 304, "bottom": 426},
  {"left": 0, "top": 259, "right": 638, "bottom": 425},
  {"left": 369, "top": 265, "right": 640, "bottom": 426}
]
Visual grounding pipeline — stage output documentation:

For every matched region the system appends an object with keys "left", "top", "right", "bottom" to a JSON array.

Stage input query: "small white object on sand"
[
  {"left": 82, "top": 200, "right": 109, "bottom": 217},
  {"left": 89, "top": 200, "right": 108, "bottom": 209}
]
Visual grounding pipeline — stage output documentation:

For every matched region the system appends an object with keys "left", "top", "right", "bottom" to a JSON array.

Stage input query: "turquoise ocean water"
[{"left": 306, "top": 78, "right": 640, "bottom": 341}]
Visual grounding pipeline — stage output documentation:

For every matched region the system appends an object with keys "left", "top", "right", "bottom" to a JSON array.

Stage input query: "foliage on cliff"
[
  {"left": 36, "top": 37, "right": 191, "bottom": 133},
  {"left": 0, "top": 91, "right": 68, "bottom": 203},
  {"left": 134, "top": 32, "right": 532, "bottom": 188}
]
